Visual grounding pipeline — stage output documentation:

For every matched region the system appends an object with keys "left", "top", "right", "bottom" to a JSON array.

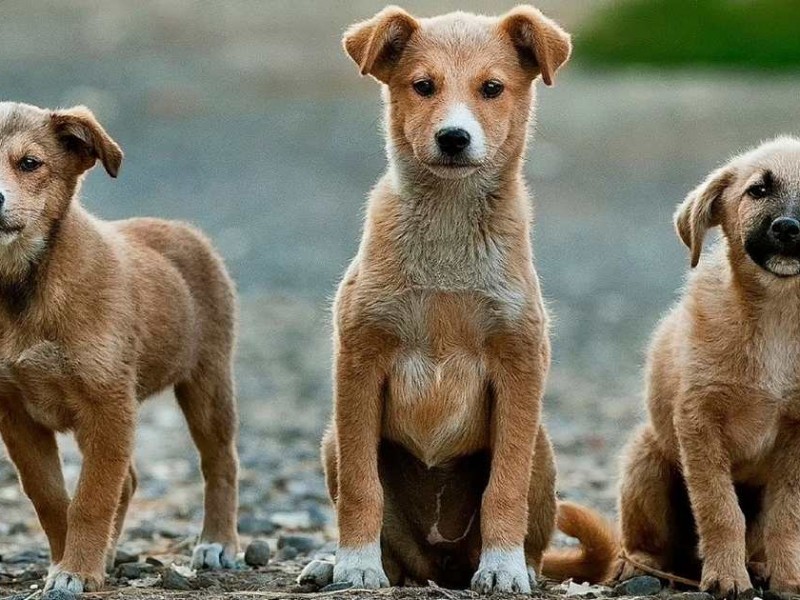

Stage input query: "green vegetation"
[{"left": 579, "top": 0, "right": 800, "bottom": 70}]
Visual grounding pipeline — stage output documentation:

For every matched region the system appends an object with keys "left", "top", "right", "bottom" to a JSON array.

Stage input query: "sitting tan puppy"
[
  {"left": 300, "top": 5, "right": 572, "bottom": 594},
  {"left": 0, "top": 102, "right": 239, "bottom": 593},
  {"left": 615, "top": 137, "right": 800, "bottom": 597}
]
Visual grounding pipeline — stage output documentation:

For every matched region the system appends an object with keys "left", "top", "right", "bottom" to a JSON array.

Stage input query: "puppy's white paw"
[
  {"left": 297, "top": 558, "right": 334, "bottom": 587},
  {"left": 333, "top": 543, "right": 389, "bottom": 589},
  {"left": 45, "top": 565, "right": 92, "bottom": 594},
  {"left": 471, "top": 547, "right": 532, "bottom": 595},
  {"left": 191, "top": 541, "right": 236, "bottom": 570}
]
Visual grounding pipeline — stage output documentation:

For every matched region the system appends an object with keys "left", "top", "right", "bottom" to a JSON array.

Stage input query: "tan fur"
[
  {"left": 324, "top": 5, "right": 571, "bottom": 591},
  {"left": 541, "top": 502, "right": 619, "bottom": 584},
  {"left": 0, "top": 102, "right": 239, "bottom": 592},
  {"left": 615, "top": 137, "right": 800, "bottom": 597}
]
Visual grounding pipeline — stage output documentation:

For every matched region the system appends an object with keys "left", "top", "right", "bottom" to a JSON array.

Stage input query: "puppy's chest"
[
  {"left": 752, "top": 311, "right": 800, "bottom": 401},
  {"left": 380, "top": 294, "right": 493, "bottom": 466},
  {"left": 0, "top": 329, "right": 90, "bottom": 431}
]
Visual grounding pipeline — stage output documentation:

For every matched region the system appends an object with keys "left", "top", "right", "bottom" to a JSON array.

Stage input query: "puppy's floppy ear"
[
  {"left": 499, "top": 5, "right": 572, "bottom": 86},
  {"left": 343, "top": 6, "right": 419, "bottom": 83},
  {"left": 674, "top": 166, "right": 734, "bottom": 268},
  {"left": 51, "top": 106, "right": 123, "bottom": 178}
]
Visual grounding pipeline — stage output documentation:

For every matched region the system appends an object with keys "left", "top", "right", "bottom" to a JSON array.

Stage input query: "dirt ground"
[{"left": 2, "top": 1, "right": 800, "bottom": 599}]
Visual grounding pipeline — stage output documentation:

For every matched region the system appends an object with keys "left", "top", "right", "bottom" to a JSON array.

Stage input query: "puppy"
[
  {"left": 615, "top": 137, "right": 800, "bottom": 597},
  {"left": 0, "top": 102, "right": 239, "bottom": 593},
  {"left": 300, "top": 5, "right": 572, "bottom": 594}
]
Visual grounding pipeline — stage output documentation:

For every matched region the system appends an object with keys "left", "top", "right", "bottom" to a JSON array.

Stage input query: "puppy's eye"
[
  {"left": 481, "top": 80, "right": 504, "bottom": 99},
  {"left": 747, "top": 183, "right": 769, "bottom": 199},
  {"left": 18, "top": 156, "right": 43, "bottom": 173},
  {"left": 412, "top": 79, "right": 435, "bottom": 97}
]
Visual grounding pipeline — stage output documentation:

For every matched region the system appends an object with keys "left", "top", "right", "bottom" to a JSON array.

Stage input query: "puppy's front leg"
[
  {"left": 473, "top": 329, "right": 549, "bottom": 595},
  {"left": 46, "top": 393, "right": 137, "bottom": 594},
  {"left": 676, "top": 396, "right": 752, "bottom": 598},
  {"left": 762, "top": 427, "right": 800, "bottom": 594},
  {"left": 333, "top": 340, "right": 389, "bottom": 589},
  {"left": 0, "top": 402, "right": 70, "bottom": 564}
]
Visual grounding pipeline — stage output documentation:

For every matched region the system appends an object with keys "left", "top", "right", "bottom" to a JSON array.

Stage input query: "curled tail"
[{"left": 541, "top": 501, "right": 619, "bottom": 584}]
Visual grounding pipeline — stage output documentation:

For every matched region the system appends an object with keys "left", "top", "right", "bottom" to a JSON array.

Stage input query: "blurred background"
[{"left": 1, "top": 0, "right": 799, "bottom": 584}]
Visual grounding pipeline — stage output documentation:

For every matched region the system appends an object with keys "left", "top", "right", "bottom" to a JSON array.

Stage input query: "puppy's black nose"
[
  {"left": 436, "top": 128, "right": 471, "bottom": 156},
  {"left": 771, "top": 217, "right": 800, "bottom": 243},
  {"left": 0, "top": 191, "right": 4, "bottom": 209}
]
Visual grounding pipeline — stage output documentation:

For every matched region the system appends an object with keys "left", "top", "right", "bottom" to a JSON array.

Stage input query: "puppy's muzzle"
[
  {"left": 436, "top": 127, "right": 471, "bottom": 157},
  {"left": 769, "top": 217, "right": 800, "bottom": 245}
]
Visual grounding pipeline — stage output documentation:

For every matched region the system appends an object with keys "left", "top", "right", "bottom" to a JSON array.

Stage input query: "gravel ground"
[{"left": 2, "top": 1, "right": 800, "bottom": 599}]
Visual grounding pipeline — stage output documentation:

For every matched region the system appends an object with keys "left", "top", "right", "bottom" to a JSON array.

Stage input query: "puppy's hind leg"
[
  {"left": 106, "top": 464, "right": 138, "bottom": 572},
  {"left": 615, "top": 426, "right": 691, "bottom": 582},
  {"left": 524, "top": 426, "right": 557, "bottom": 587},
  {"left": 175, "top": 364, "right": 240, "bottom": 570}
]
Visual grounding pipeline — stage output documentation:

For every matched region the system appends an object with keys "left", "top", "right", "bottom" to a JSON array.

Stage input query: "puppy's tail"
[{"left": 541, "top": 501, "right": 619, "bottom": 584}]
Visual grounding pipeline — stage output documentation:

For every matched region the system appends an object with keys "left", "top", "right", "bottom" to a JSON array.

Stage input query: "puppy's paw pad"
[
  {"left": 701, "top": 573, "right": 753, "bottom": 600},
  {"left": 471, "top": 567, "right": 532, "bottom": 594},
  {"left": 298, "top": 559, "right": 334, "bottom": 587},
  {"left": 334, "top": 566, "right": 389, "bottom": 589},
  {"left": 191, "top": 542, "right": 236, "bottom": 570},
  {"left": 471, "top": 548, "right": 532, "bottom": 594},
  {"left": 333, "top": 544, "right": 388, "bottom": 589},
  {"left": 45, "top": 568, "right": 94, "bottom": 595}
]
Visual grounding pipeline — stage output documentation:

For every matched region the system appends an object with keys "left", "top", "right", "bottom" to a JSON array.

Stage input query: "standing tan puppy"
[
  {"left": 0, "top": 102, "right": 239, "bottom": 593},
  {"left": 614, "top": 137, "right": 800, "bottom": 597},
  {"left": 300, "top": 6, "right": 571, "bottom": 594}
]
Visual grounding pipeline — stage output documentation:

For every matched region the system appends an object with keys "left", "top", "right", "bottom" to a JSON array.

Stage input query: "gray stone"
[
  {"left": 112, "top": 549, "right": 139, "bottom": 567},
  {"left": 8, "top": 522, "right": 29, "bottom": 535},
  {"left": 277, "top": 534, "right": 319, "bottom": 555},
  {"left": 297, "top": 559, "right": 334, "bottom": 588},
  {"left": 276, "top": 545, "right": 299, "bottom": 561},
  {"left": 237, "top": 515, "right": 277, "bottom": 535},
  {"left": 161, "top": 567, "right": 191, "bottom": 591},
  {"left": 16, "top": 565, "right": 47, "bottom": 582},
  {"left": 244, "top": 540, "right": 271, "bottom": 567},
  {"left": 614, "top": 575, "right": 662, "bottom": 596},
  {"left": 115, "top": 562, "right": 155, "bottom": 580}
]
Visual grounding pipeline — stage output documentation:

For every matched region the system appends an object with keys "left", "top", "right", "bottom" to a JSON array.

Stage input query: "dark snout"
[
  {"left": 0, "top": 191, "right": 5, "bottom": 211},
  {"left": 769, "top": 216, "right": 800, "bottom": 244},
  {"left": 436, "top": 127, "right": 471, "bottom": 157}
]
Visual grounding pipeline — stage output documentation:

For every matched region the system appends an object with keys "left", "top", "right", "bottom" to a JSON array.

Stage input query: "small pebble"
[
  {"left": 127, "top": 523, "right": 156, "bottom": 540},
  {"left": 5, "top": 549, "right": 48, "bottom": 564},
  {"left": 116, "top": 562, "right": 155, "bottom": 580},
  {"left": 278, "top": 533, "right": 319, "bottom": 555},
  {"left": 162, "top": 567, "right": 191, "bottom": 591},
  {"left": 8, "top": 522, "right": 29, "bottom": 535},
  {"left": 614, "top": 575, "right": 662, "bottom": 596},
  {"left": 244, "top": 540, "right": 272, "bottom": 567},
  {"left": 113, "top": 549, "right": 139, "bottom": 567},
  {"left": 16, "top": 565, "right": 47, "bottom": 582},
  {"left": 237, "top": 515, "right": 277, "bottom": 535},
  {"left": 298, "top": 559, "right": 334, "bottom": 588},
  {"left": 276, "top": 545, "right": 299, "bottom": 561}
]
